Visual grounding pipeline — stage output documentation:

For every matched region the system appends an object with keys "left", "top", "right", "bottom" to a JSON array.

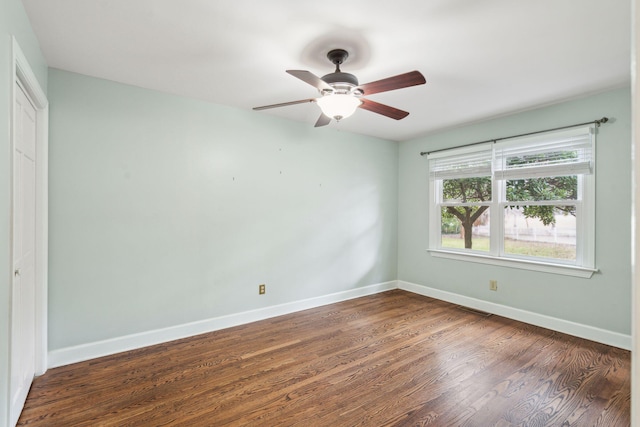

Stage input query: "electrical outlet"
[
  {"left": 259, "top": 284, "right": 266, "bottom": 295},
  {"left": 489, "top": 280, "right": 498, "bottom": 291}
]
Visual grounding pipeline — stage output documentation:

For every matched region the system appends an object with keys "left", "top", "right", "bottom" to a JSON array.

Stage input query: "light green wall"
[
  {"left": 0, "top": 1, "right": 47, "bottom": 426},
  {"left": 44, "top": 71, "right": 634, "bottom": 350},
  {"left": 47, "top": 69, "right": 399, "bottom": 350},
  {"left": 398, "top": 87, "right": 631, "bottom": 335}
]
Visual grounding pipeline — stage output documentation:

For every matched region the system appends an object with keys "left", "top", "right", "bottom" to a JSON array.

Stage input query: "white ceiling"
[{"left": 22, "top": 0, "right": 631, "bottom": 142}]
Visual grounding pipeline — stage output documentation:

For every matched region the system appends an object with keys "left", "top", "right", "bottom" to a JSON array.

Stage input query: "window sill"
[{"left": 427, "top": 249, "right": 597, "bottom": 278}]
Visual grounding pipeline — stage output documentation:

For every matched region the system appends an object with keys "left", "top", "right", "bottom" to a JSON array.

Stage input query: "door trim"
[{"left": 10, "top": 37, "right": 48, "bottom": 380}]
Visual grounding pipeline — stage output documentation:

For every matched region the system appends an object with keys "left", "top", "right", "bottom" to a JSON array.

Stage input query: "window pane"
[
  {"left": 506, "top": 176, "right": 577, "bottom": 202},
  {"left": 442, "top": 177, "right": 492, "bottom": 203},
  {"left": 503, "top": 206, "right": 576, "bottom": 261},
  {"left": 441, "top": 207, "right": 490, "bottom": 252}
]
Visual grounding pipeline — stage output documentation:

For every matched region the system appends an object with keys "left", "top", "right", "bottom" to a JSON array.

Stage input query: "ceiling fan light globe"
[{"left": 317, "top": 94, "right": 361, "bottom": 121}]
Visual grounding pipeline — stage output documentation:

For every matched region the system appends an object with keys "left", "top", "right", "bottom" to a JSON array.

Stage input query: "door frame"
[
  {"left": 634, "top": 1, "right": 639, "bottom": 425},
  {"left": 10, "top": 37, "right": 48, "bottom": 381}
]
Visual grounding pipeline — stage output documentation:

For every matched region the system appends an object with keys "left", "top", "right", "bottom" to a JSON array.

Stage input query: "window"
[{"left": 428, "top": 125, "right": 596, "bottom": 277}]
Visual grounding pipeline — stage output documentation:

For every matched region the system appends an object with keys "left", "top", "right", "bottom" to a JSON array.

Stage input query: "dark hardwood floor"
[{"left": 18, "top": 290, "right": 630, "bottom": 426}]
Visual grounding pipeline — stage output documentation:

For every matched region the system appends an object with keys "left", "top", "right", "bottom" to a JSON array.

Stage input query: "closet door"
[{"left": 10, "top": 81, "right": 37, "bottom": 426}]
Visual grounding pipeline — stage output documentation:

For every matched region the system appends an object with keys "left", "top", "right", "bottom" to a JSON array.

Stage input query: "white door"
[{"left": 10, "top": 81, "right": 37, "bottom": 426}]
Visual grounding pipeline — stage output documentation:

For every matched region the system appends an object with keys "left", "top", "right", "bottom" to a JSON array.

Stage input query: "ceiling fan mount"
[
  {"left": 253, "top": 47, "right": 426, "bottom": 127},
  {"left": 326, "top": 48, "right": 349, "bottom": 68}
]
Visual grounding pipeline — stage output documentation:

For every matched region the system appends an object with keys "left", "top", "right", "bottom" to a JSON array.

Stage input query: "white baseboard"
[
  {"left": 48, "top": 281, "right": 398, "bottom": 368},
  {"left": 48, "top": 278, "right": 630, "bottom": 369},
  {"left": 398, "top": 280, "right": 631, "bottom": 350}
]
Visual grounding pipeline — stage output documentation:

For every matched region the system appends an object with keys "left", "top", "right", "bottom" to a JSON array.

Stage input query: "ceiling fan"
[{"left": 253, "top": 49, "right": 426, "bottom": 127}]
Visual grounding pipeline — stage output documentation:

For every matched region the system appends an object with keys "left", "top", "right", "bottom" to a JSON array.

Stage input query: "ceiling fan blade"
[
  {"left": 356, "top": 71, "right": 426, "bottom": 96},
  {"left": 286, "top": 70, "right": 333, "bottom": 92},
  {"left": 253, "top": 98, "right": 316, "bottom": 111},
  {"left": 359, "top": 99, "right": 410, "bottom": 120},
  {"left": 314, "top": 113, "right": 331, "bottom": 127}
]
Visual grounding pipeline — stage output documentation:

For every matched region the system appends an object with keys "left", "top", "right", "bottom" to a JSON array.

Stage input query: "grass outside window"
[{"left": 441, "top": 235, "right": 576, "bottom": 260}]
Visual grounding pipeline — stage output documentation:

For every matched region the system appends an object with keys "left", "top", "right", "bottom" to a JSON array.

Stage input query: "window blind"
[
  {"left": 428, "top": 144, "right": 492, "bottom": 180},
  {"left": 494, "top": 125, "right": 594, "bottom": 180}
]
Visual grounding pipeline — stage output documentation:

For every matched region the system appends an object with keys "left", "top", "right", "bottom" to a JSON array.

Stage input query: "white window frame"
[{"left": 427, "top": 125, "right": 597, "bottom": 278}]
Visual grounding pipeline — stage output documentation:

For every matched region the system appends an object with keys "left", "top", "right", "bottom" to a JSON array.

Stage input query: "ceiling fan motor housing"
[
  {"left": 321, "top": 72, "right": 359, "bottom": 89},
  {"left": 321, "top": 49, "right": 362, "bottom": 95}
]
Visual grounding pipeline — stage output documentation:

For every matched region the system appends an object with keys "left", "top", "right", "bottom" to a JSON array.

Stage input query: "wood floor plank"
[{"left": 17, "top": 290, "right": 630, "bottom": 426}]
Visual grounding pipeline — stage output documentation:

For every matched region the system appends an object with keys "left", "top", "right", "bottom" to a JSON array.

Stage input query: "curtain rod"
[{"left": 419, "top": 117, "right": 609, "bottom": 157}]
